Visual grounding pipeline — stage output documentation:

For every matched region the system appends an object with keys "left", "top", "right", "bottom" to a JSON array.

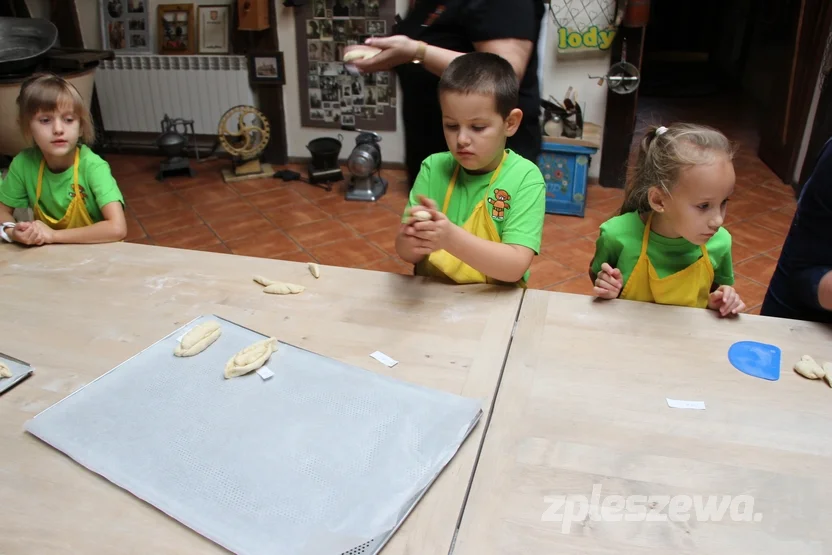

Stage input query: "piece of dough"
[
  {"left": 794, "top": 355, "right": 825, "bottom": 379},
  {"left": 264, "top": 281, "right": 305, "bottom": 295},
  {"left": 824, "top": 362, "right": 832, "bottom": 387},
  {"left": 174, "top": 321, "right": 222, "bottom": 357},
  {"left": 0, "top": 363, "right": 11, "bottom": 379},
  {"left": 253, "top": 275, "right": 275, "bottom": 287},
  {"left": 308, "top": 262, "right": 321, "bottom": 279},
  {"left": 224, "top": 337, "right": 277, "bottom": 378},
  {"left": 343, "top": 46, "right": 381, "bottom": 62},
  {"left": 412, "top": 210, "right": 431, "bottom": 221}
]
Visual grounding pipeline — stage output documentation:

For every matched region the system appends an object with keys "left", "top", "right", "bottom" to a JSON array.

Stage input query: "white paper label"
[
  {"left": 666, "top": 398, "right": 706, "bottom": 410},
  {"left": 370, "top": 351, "right": 398, "bottom": 368},
  {"left": 257, "top": 367, "right": 275, "bottom": 380}
]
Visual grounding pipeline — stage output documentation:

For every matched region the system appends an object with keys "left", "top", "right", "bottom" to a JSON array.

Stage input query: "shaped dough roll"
[
  {"left": 794, "top": 355, "right": 825, "bottom": 379},
  {"left": 264, "top": 281, "right": 305, "bottom": 295},
  {"left": 225, "top": 337, "right": 278, "bottom": 378},
  {"left": 0, "top": 362, "right": 11, "bottom": 379},
  {"left": 253, "top": 275, "right": 275, "bottom": 287},
  {"left": 308, "top": 263, "right": 321, "bottom": 279},
  {"left": 174, "top": 321, "right": 222, "bottom": 357}
]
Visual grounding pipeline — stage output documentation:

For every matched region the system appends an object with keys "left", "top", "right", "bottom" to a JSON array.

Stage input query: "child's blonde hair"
[
  {"left": 16, "top": 73, "right": 95, "bottom": 145},
  {"left": 620, "top": 123, "right": 734, "bottom": 214}
]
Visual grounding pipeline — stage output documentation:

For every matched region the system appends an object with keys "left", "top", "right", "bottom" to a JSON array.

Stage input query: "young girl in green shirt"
[
  {"left": 590, "top": 123, "right": 745, "bottom": 316},
  {"left": 0, "top": 73, "right": 126, "bottom": 246}
]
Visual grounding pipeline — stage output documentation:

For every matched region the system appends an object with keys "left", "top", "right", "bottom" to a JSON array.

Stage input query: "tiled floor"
[{"left": 114, "top": 94, "right": 795, "bottom": 315}]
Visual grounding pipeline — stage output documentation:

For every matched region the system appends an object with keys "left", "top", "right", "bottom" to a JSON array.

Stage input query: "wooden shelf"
[{"left": 542, "top": 121, "right": 602, "bottom": 150}]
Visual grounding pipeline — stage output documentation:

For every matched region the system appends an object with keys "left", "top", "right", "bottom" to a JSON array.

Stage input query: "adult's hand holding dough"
[
  {"left": 0, "top": 363, "right": 11, "bottom": 379},
  {"left": 224, "top": 337, "right": 277, "bottom": 378},
  {"left": 174, "top": 320, "right": 222, "bottom": 357}
]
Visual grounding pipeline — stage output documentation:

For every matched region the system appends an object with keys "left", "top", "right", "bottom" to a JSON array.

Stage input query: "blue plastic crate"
[{"left": 537, "top": 141, "right": 598, "bottom": 217}]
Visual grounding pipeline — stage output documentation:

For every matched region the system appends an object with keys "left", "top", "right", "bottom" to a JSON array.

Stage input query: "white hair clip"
[{"left": 656, "top": 126, "right": 668, "bottom": 136}]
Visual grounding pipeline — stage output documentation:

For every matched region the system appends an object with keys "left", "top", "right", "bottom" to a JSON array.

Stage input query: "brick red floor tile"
[
  {"left": 139, "top": 208, "right": 204, "bottom": 236},
  {"left": 308, "top": 237, "right": 388, "bottom": 268},
  {"left": 735, "top": 254, "right": 778, "bottom": 287},
  {"left": 285, "top": 219, "right": 357, "bottom": 249},
  {"left": 153, "top": 224, "right": 221, "bottom": 250},
  {"left": 225, "top": 228, "right": 301, "bottom": 259}
]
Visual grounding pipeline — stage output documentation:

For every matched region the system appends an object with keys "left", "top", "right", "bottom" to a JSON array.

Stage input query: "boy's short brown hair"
[
  {"left": 438, "top": 51, "right": 519, "bottom": 118},
  {"left": 16, "top": 73, "right": 95, "bottom": 145}
]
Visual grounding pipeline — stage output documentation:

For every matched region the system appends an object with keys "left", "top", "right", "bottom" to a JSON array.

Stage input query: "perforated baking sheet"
[
  {"left": 0, "top": 352, "right": 33, "bottom": 395},
  {"left": 25, "top": 315, "right": 482, "bottom": 555}
]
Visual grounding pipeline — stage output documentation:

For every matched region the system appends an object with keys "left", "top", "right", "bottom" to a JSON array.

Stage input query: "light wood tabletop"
[
  {"left": 0, "top": 241, "right": 523, "bottom": 555},
  {"left": 452, "top": 289, "right": 832, "bottom": 555}
]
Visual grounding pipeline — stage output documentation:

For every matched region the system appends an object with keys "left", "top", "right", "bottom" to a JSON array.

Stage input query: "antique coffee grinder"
[{"left": 156, "top": 114, "right": 198, "bottom": 181}]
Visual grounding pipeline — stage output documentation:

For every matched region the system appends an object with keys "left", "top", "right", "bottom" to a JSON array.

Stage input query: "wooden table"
[
  {"left": 0, "top": 242, "right": 523, "bottom": 555},
  {"left": 453, "top": 290, "right": 832, "bottom": 555}
]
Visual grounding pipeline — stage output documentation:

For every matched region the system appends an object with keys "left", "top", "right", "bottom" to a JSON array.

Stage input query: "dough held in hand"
[
  {"left": 174, "top": 320, "right": 222, "bottom": 357},
  {"left": 224, "top": 337, "right": 278, "bottom": 378},
  {"left": 308, "top": 262, "right": 321, "bottom": 279},
  {"left": 253, "top": 275, "right": 275, "bottom": 287},
  {"left": 794, "top": 355, "right": 826, "bottom": 379},
  {"left": 343, "top": 45, "right": 381, "bottom": 62},
  {"left": 264, "top": 281, "right": 305, "bottom": 295},
  {"left": 0, "top": 363, "right": 11, "bottom": 379},
  {"left": 412, "top": 210, "right": 431, "bottom": 222}
]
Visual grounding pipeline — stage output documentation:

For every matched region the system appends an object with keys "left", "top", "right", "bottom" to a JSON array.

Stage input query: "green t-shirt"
[
  {"left": 404, "top": 149, "right": 546, "bottom": 282},
  {"left": 0, "top": 145, "right": 124, "bottom": 223},
  {"left": 590, "top": 211, "right": 734, "bottom": 288}
]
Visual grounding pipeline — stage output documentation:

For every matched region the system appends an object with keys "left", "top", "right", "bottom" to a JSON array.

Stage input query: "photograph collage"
[
  {"left": 301, "top": 0, "right": 396, "bottom": 129},
  {"left": 102, "top": 0, "right": 149, "bottom": 53}
]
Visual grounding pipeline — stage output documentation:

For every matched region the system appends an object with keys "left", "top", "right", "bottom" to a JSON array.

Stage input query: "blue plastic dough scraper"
[{"left": 728, "top": 341, "right": 781, "bottom": 381}]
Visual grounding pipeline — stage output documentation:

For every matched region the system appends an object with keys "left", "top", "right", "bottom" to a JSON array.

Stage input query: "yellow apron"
[
  {"left": 419, "top": 151, "right": 524, "bottom": 287},
  {"left": 33, "top": 148, "right": 94, "bottom": 230},
  {"left": 619, "top": 212, "right": 714, "bottom": 308}
]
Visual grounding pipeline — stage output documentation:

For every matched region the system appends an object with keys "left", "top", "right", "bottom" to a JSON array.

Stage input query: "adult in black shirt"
[
  {"left": 761, "top": 137, "right": 832, "bottom": 323},
  {"left": 351, "top": 0, "right": 545, "bottom": 186}
]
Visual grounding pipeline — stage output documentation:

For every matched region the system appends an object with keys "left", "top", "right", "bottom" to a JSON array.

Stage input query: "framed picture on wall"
[
  {"left": 158, "top": 3, "right": 196, "bottom": 55},
  {"left": 247, "top": 52, "right": 286, "bottom": 86},
  {"left": 100, "top": 0, "right": 151, "bottom": 54},
  {"left": 198, "top": 5, "right": 230, "bottom": 54}
]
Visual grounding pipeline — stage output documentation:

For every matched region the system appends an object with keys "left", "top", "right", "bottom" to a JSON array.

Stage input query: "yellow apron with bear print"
[{"left": 419, "top": 152, "right": 525, "bottom": 287}]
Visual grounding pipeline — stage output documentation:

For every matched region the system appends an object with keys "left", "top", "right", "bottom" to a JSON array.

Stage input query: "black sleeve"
[{"left": 461, "top": 0, "right": 541, "bottom": 43}]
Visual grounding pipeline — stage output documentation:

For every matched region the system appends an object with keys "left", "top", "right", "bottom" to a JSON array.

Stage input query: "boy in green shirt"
[{"left": 396, "top": 52, "right": 545, "bottom": 286}]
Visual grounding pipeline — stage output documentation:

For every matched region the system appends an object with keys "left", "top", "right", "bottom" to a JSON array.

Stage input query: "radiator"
[{"left": 95, "top": 55, "right": 256, "bottom": 135}]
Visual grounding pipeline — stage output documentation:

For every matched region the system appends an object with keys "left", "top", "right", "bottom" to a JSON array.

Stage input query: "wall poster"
[{"left": 294, "top": 0, "right": 397, "bottom": 131}]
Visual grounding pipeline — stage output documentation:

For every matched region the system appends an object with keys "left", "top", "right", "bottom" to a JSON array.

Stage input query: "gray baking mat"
[
  {"left": 0, "top": 352, "right": 33, "bottom": 395},
  {"left": 25, "top": 315, "right": 482, "bottom": 555}
]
